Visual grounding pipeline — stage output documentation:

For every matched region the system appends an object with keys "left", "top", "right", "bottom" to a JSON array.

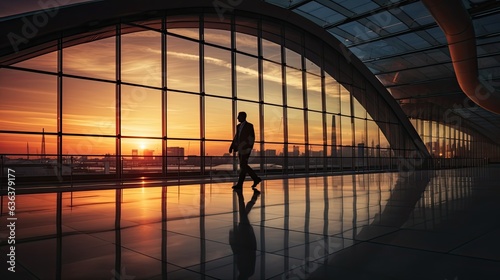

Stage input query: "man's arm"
[
  {"left": 229, "top": 124, "right": 238, "bottom": 153},
  {"left": 248, "top": 124, "right": 255, "bottom": 148}
]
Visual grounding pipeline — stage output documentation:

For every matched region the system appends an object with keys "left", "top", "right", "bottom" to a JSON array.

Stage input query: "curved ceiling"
[
  {"left": 1, "top": 0, "right": 500, "bottom": 145},
  {"left": 265, "top": 0, "right": 500, "bottom": 145}
]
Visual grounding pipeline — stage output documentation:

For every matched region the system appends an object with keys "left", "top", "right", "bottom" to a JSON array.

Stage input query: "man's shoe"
[
  {"left": 232, "top": 184, "right": 242, "bottom": 190},
  {"left": 251, "top": 177, "right": 262, "bottom": 188},
  {"left": 252, "top": 188, "right": 261, "bottom": 195}
]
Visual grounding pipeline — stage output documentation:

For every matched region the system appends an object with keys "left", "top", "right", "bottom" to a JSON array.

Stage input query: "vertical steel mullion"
[
  {"left": 321, "top": 43, "right": 328, "bottom": 172},
  {"left": 200, "top": 14, "right": 206, "bottom": 175},
  {"left": 301, "top": 33, "right": 309, "bottom": 172},
  {"left": 57, "top": 38, "right": 63, "bottom": 177},
  {"left": 281, "top": 24, "right": 288, "bottom": 172},
  {"left": 258, "top": 19, "right": 265, "bottom": 173},
  {"left": 231, "top": 15, "right": 238, "bottom": 175},
  {"left": 116, "top": 24, "right": 122, "bottom": 180},
  {"left": 350, "top": 88, "right": 355, "bottom": 170},
  {"left": 162, "top": 17, "right": 168, "bottom": 177}
]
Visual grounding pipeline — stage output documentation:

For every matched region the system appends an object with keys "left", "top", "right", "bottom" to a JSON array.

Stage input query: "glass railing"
[{"left": 0, "top": 153, "right": 488, "bottom": 186}]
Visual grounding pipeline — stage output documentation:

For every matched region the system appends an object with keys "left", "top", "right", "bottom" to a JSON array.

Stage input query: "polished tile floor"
[{"left": 1, "top": 166, "right": 500, "bottom": 279}]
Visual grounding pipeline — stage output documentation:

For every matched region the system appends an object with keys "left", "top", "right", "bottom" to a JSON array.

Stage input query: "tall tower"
[
  {"left": 41, "top": 128, "right": 46, "bottom": 159},
  {"left": 331, "top": 115, "right": 337, "bottom": 157}
]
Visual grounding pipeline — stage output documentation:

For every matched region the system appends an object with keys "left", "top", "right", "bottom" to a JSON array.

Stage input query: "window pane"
[
  {"left": 264, "top": 143, "right": 284, "bottom": 157},
  {"left": 286, "top": 67, "right": 303, "bottom": 108},
  {"left": 167, "top": 92, "right": 199, "bottom": 139},
  {"left": 121, "top": 86, "right": 162, "bottom": 137},
  {"left": 380, "top": 126, "right": 390, "bottom": 148},
  {"left": 341, "top": 116, "right": 353, "bottom": 146},
  {"left": 63, "top": 78, "right": 115, "bottom": 135},
  {"left": 308, "top": 111, "right": 323, "bottom": 145},
  {"left": 289, "top": 144, "right": 304, "bottom": 157},
  {"left": 305, "top": 58, "right": 321, "bottom": 76},
  {"left": 64, "top": 37, "right": 115, "bottom": 80},
  {"left": 326, "top": 114, "right": 340, "bottom": 153},
  {"left": 167, "top": 35, "right": 199, "bottom": 93},
  {"left": 0, "top": 69, "right": 57, "bottom": 132},
  {"left": 205, "top": 46, "right": 231, "bottom": 97},
  {"left": 63, "top": 135, "right": 115, "bottom": 156},
  {"left": 262, "top": 39, "right": 281, "bottom": 63},
  {"left": 236, "top": 54, "right": 259, "bottom": 101},
  {"left": 121, "top": 138, "right": 161, "bottom": 156},
  {"left": 309, "top": 144, "right": 324, "bottom": 157},
  {"left": 307, "top": 73, "right": 322, "bottom": 111},
  {"left": 264, "top": 105, "right": 284, "bottom": 143},
  {"left": 205, "top": 96, "right": 232, "bottom": 140},
  {"left": 352, "top": 96, "right": 366, "bottom": 119},
  {"left": 205, "top": 141, "right": 231, "bottom": 157},
  {"left": 288, "top": 108, "right": 304, "bottom": 143},
  {"left": 169, "top": 139, "right": 200, "bottom": 157},
  {"left": 0, "top": 133, "right": 56, "bottom": 155},
  {"left": 122, "top": 31, "right": 161, "bottom": 87},
  {"left": 236, "top": 32, "right": 257, "bottom": 56},
  {"left": 325, "top": 75, "right": 340, "bottom": 113},
  {"left": 204, "top": 28, "right": 231, "bottom": 48},
  {"left": 286, "top": 48, "right": 301, "bottom": 69},
  {"left": 263, "top": 61, "right": 282, "bottom": 105},
  {"left": 367, "top": 120, "right": 380, "bottom": 148},
  {"left": 354, "top": 118, "right": 366, "bottom": 146},
  {"left": 340, "top": 84, "right": 351, "bottom": 116},
  {"left": 13, "top": 51, "right": 57, "bottom": 72},
  {"left": 166, "top": 15, "right": 199, "bottom": 39},
  {"left": 237, "top": 101, "right": 260, "bottom": 142}
]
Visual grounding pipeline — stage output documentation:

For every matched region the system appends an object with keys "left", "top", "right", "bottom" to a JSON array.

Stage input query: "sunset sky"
[{"left": 0, "top": 12, "right": 384, "bottom": 157}]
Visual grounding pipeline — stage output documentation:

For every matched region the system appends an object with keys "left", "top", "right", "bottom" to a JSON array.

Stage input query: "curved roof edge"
[{"left": 0, "top": 0, "right": 430, "bottom": 158}]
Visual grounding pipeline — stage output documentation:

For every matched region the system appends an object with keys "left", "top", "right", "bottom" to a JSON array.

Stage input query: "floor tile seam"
[
  {"left": 119, "top": 210, "right": 241, "bottom": 224},
  {"left": 445, "top": 251, "right": 500, "bottom": 263},
  {"left": 445, "top": 229, "right": 500, "bottom": 254},
  {"left": 255, "top": 224, "right": 317, "bottom": 235},
  {"left": 269, "top": 243, "right": 356, "bottom": 262},
  {"left": 166, "top": 229, "right": 235, "bottom": 248},
  {"left": 250, "top": 250, "right": 329, "bottom": 280},
  {"left": 364, "top": 239, "right": 471, "bottom": 256},
  {"left": 0, "top": 227, "right": 111, "bottom": 246},
  {"left": 12, "top": 260, "right": 42, "bottom": 280},
  {"left": 268, "top": 237, "right": 364, "bottom": 259},
  {"left": 118, "top": 243, "right": 169, "bottom": 263},
  {"left": 164, "top": 261, "right": 222, "bottom": 279},
  {"left": 121, "top": 241, "right": 234, "bottom": 272},
  {"left": 308, "top": 241, "right": 364, "bottom": 264},
  {"left": 331, "top": 225, "right": 400, "bottom": 239}
]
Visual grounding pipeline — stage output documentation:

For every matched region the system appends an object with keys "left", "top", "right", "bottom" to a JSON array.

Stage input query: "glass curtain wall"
[
  {"left": 3, "top": 12, "right": 488, "bottom": 182},
  {"left": 410, "top": 118, "right": 496, "bottom": 167}
]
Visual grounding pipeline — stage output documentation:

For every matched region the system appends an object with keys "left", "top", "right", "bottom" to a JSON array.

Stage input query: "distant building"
[
  {"left": 289, "top": 145, "right": 300, "bottom": 157},
  {"left": 143, "top": 149, "right": 154, "bottom": 160},
  {"left": 310, "top": 150, "right": 323, "bottom": 157},
  {"left": 167, "top": 147, "right": 185, "bottom": 158},
  {"left": 132, "top": 149, "right": 138, "bottom": 159},
  {"left": 265, "top": 149, "right": 277, "bottom": 157}
]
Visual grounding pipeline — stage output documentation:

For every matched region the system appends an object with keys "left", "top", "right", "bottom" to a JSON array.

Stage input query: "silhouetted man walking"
[{"left": 229, "top": 112, "right": 262, "bottom": 191}]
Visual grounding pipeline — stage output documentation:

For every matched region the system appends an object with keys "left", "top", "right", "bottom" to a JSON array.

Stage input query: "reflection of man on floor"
[
  {"left": 229, "top": 189, "right": 260, "bottom": 280},
  {"left": 229, "top": 111, "right": 262, "bottom": 191}
]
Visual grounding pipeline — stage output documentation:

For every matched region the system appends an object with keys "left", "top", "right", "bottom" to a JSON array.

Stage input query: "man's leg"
[
  {"left": 245, "top": 155, "right": 261, "bottom": 189},
  {"left": 246, "top": 160, "right": 259, "bottom": 181},
  {"left": 237, "top": 153, "right": 250, "bottom": 186}
]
